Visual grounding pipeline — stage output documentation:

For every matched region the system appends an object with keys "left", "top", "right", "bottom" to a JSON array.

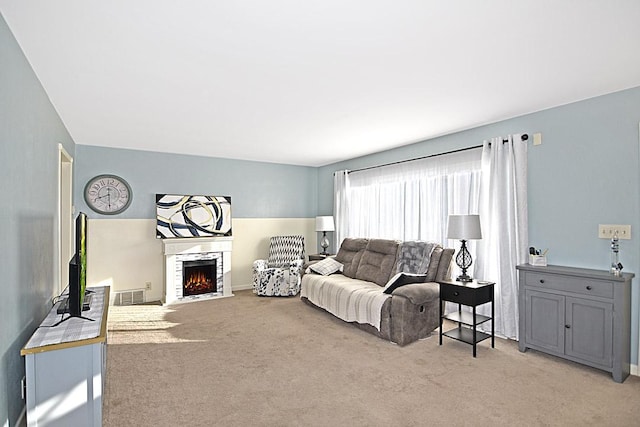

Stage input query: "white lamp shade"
[
  {"left": 315, "top": 216, "right": 335, "bottom": 232},
  {"left": 447, "top": 215, "right": 482, "bottom": 240}
]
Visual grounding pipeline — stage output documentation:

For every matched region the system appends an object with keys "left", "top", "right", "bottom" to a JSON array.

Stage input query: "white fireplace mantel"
[{"left": 162, "top": 237, "right": 233, "bottom": 304}]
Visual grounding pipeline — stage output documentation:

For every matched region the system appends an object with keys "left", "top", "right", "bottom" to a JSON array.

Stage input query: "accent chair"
[{"left": 252, "top": 235, "right": 306, "bottom": 296}]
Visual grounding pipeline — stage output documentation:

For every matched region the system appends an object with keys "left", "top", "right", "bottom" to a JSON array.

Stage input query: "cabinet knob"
[
  {"left": 453, "top": 291, "right": 459, "bottom": 296},
  {"left": 565, "top": 324, "right": 571, "bottom": 329},
  {"left": 586, "top": 285, "right": 592, "bottom": 290},
  {"left": 539, "top": 279, "right": 545, "bottom": 284}
]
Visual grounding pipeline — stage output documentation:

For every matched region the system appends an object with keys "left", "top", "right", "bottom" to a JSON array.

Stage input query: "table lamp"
[
  {"left": 315, "top": 216, "right": 335, "bottom": 255},
  {"left": 447, "top": 214, "right": 482, "bottom": 282}
]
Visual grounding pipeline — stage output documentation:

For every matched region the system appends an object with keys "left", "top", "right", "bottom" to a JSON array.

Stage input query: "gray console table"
[
  {"left": 21, "top": 286, "right": 110, "bottom": 426},
  {"left": 516, "top": 264, "right": 633, "bottom": 383}
]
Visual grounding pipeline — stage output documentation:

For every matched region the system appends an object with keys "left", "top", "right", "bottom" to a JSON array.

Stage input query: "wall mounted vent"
[{"left": 113, "top": 289, "right": 145, "bottom": 306}]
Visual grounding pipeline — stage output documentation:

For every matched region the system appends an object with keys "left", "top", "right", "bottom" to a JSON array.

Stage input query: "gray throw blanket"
[{"left": 396, "top": 241, "right": 437, "bottom": 274}]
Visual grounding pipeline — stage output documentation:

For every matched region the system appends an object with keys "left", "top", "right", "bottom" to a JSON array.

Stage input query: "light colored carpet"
[{"left": 105, "top": 290, "right": 640, "bottom": 426}]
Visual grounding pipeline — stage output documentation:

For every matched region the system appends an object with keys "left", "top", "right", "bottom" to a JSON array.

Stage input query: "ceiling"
[{"left": 2, "top": 1, "right": 640, "bottom": 167}]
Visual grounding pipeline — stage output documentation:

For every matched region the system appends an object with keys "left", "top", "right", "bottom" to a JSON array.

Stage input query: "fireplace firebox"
[{"left": 182, "top": 260, "right": 217, "bottom": 296}]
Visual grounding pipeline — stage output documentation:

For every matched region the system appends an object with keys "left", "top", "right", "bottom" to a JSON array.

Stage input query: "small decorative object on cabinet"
[
  {"left": 438, "top": 279, "right": 495, "bottom": 357},
  {"left": 516, "top": 264, "right": 634, "bottom": 383}
]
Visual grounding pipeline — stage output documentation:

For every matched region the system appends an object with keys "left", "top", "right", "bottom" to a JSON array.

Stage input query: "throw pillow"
[
  {"left": 308, "top": 257, "right": 344, "bottom": 276},
  {"left": 383, "top": 272, "right": 428, "bottom": 294}
]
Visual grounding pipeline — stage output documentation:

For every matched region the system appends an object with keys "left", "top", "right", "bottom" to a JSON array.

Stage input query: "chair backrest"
[{"left": 267, "top": 235, "right": 305, "bottom": 268}]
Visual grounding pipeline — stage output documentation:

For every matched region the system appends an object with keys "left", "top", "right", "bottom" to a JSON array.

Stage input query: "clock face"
[{"left": 84, "top": 174, "right": 132, "bottom": 215}]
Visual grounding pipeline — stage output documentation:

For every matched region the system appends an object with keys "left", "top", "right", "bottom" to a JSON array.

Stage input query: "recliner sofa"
[{"left": 300, "top": 238, "right": 454, "bottom": 346}]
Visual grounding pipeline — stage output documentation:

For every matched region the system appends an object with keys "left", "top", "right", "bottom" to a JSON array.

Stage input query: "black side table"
[
  {"left": 308, "top": 254, "right": 332, "bottom": 262},
  {"left": 438, "top": 279, "right": 495, "bottom": 357}
]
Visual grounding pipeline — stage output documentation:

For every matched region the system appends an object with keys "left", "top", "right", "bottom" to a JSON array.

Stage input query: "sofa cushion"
[
  {"left": 354, "top": 239, "right": 400, "bottom": 286},
  {"left": 300, "top": 273, "right": 391, "bottom": 331},
  {"left": 335, "top": 238, "right": 369, "bottom": 278},
  {"left": 307, "top": 257, "right": 343, "bottom": 276},
  {"left": 383, "top": 272, "right": 428, "bottom": 294}
]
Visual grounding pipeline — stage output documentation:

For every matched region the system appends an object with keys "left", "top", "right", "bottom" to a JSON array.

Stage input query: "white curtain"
[
  {"left": 336, "top": 149, "right": 482, "bottom": 246},
  {"left": 475, "top": 135, "right": 529, "bottom": 340},
  {"left": 333, "top": 170, "right": 350, "bottom": 249}
]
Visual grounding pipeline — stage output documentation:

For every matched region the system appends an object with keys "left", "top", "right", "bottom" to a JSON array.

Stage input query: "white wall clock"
[{"left": 84, "top": 174, "right": 133, "bottom": 215}]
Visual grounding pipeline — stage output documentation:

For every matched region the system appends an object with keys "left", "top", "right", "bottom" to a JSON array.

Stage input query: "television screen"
[
  {"left": 67, "top": 212, "right": 87, "bottom": 316},
  {"left": 156, "top": 194, "right": 232, "bottom": 238},
  {"left": 77, "top": 211, "right": 87, "bottom": 306}
]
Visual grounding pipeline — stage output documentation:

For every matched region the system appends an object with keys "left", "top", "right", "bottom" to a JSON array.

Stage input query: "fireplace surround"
[{"left": 162, "top": 237, "right": 233, "bottom": 304}]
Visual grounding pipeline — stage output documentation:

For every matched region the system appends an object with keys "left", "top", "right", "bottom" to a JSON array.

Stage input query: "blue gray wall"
[
  {"left": 74, "top": 146, "right": 318, "bottom": 219},
  {"left": 319, "top": 86, "right": 640, "bottom": 366},
  {"left": 0, "top": 13, "right": 75, "bottom": 427},
  {"left": 3, "top": 7, "right": 640, "bottom": 424}
]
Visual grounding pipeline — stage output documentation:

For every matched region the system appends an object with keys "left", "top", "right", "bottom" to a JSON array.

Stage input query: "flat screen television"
[{"left": 66, "top": 212, "right": 89, "bottom": 317}]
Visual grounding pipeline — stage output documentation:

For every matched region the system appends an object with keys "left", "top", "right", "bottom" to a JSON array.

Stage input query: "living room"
[{"left": 2, "top": 2, "right": 640, "bottom": 426}]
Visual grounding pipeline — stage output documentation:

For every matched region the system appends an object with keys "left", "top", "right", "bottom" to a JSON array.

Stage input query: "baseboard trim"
[
  {"left": 16, "top": 406, "right": 26, "bottom": 427},
  {"left": 631, "top": 363, "right": 638, "bottom": 377},
  {"left": 233, "top": 283, "right": 253, "bottom": 291}
]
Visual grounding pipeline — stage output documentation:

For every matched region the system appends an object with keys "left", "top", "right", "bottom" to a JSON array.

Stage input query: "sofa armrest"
[
  {"left": 391, "top": 282, "right": 439, "bottom": 305},
  {"left": 435, "top": 248, "right": 454, "bottom": 281},
  {"left": 302, "top": 259, "right": 320, "bottom": 276},
  {"left": 290, "top": 259, "right": 304, "bottom": 275},
  {"left": 389, "top": 281, "right": 441, "bottom": 346}
]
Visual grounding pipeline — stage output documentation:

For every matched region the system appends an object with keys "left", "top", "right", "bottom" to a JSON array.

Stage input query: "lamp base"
[
  {"left": 320, "top": 232, "right": 330, "bottom": 255},
  {"left": 455, "top": 239, "right": 474, "bottom": 283},
  {"left": 456, "top": 274, "right": 473, "bottom": 283}
]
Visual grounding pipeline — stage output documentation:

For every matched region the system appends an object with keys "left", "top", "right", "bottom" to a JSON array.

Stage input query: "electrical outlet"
[
  {"left": 145, "top": 281, "right": 152, "bottom": 290},
  {"left": 598, "top": 224, "right": 631, "bottom": 240}
]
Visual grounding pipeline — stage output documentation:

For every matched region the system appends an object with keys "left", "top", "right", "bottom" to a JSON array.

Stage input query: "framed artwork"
[{"left": 156, "top": 194, "right": 232, "bottom": 238}]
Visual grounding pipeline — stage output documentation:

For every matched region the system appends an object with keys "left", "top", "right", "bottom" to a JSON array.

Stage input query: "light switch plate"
[{"left": 533, "top": 133, "right": 542, "bottom": 146}]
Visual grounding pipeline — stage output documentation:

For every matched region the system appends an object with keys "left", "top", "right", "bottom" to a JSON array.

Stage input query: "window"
[{"left": 337, "top": 148, "right": 482, "bottom": 245}]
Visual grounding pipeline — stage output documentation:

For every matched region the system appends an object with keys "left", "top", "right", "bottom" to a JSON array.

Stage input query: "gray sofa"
[{"left": 300, "top": 238, "right": 454, "bottom": 346}]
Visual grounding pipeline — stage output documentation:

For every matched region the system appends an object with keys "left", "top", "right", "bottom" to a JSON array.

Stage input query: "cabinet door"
[
  {"left": 525, "top": 289, "right": 565, "bottom": 354},
  {"left": 565, "top": 297, "right": 613, "bottom": 367}
]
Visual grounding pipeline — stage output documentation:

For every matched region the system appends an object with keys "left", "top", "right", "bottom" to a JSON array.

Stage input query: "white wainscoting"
[{"left": 87, "top": 218, "right": 316, "bottom": 302}]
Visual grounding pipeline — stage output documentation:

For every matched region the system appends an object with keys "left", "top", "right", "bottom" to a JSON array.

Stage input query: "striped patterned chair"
[{"left": 252, "top": 235, "right": 306, "bottom": 296}]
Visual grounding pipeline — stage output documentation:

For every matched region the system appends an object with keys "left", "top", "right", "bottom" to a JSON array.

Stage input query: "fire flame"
[{"left": 184, "top": 270, "right": 215, "bottom": 295}]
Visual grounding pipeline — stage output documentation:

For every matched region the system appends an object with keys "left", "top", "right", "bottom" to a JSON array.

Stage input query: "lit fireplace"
[
  {"left": 162, "top": 238, "right": 233, "bottom": 304},
  {"left": 182, "top": 260, "right": 217, "bottom": 296}
]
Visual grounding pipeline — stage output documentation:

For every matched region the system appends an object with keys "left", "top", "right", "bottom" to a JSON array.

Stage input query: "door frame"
[{"left": 58, "top": 143, "right": 73, "bottom": 294}]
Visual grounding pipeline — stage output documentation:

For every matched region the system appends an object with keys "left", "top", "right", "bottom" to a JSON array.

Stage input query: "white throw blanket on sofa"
[{"left": 301, "top": 274, "right": 391, "bottom": 331}]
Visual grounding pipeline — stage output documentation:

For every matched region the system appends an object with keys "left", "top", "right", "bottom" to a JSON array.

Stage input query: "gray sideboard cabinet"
[{"left": 516, "top": 264, "right": 633, "bottom": 383}]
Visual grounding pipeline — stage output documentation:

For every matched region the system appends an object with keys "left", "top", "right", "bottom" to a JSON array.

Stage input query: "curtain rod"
[{"left": 344, "top": 133, "right": 528, "bottom": 175}]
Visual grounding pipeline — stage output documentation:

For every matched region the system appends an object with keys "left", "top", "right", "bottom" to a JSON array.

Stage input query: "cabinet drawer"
[
  {"left": 440, "top": 284, "right": 476, "bottom": 305},
  {"left": 524, "top": 272, "right": 613, "bottom": 299}
]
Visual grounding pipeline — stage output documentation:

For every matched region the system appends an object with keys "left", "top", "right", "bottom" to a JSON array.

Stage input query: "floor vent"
[{"left": 113, "top": 289, "right": 145, "bottom": 306}]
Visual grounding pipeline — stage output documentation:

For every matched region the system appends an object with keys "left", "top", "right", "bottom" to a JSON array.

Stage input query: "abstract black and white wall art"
[{"left": 156, "top": 194, "right": 232, "bottom": 238}]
